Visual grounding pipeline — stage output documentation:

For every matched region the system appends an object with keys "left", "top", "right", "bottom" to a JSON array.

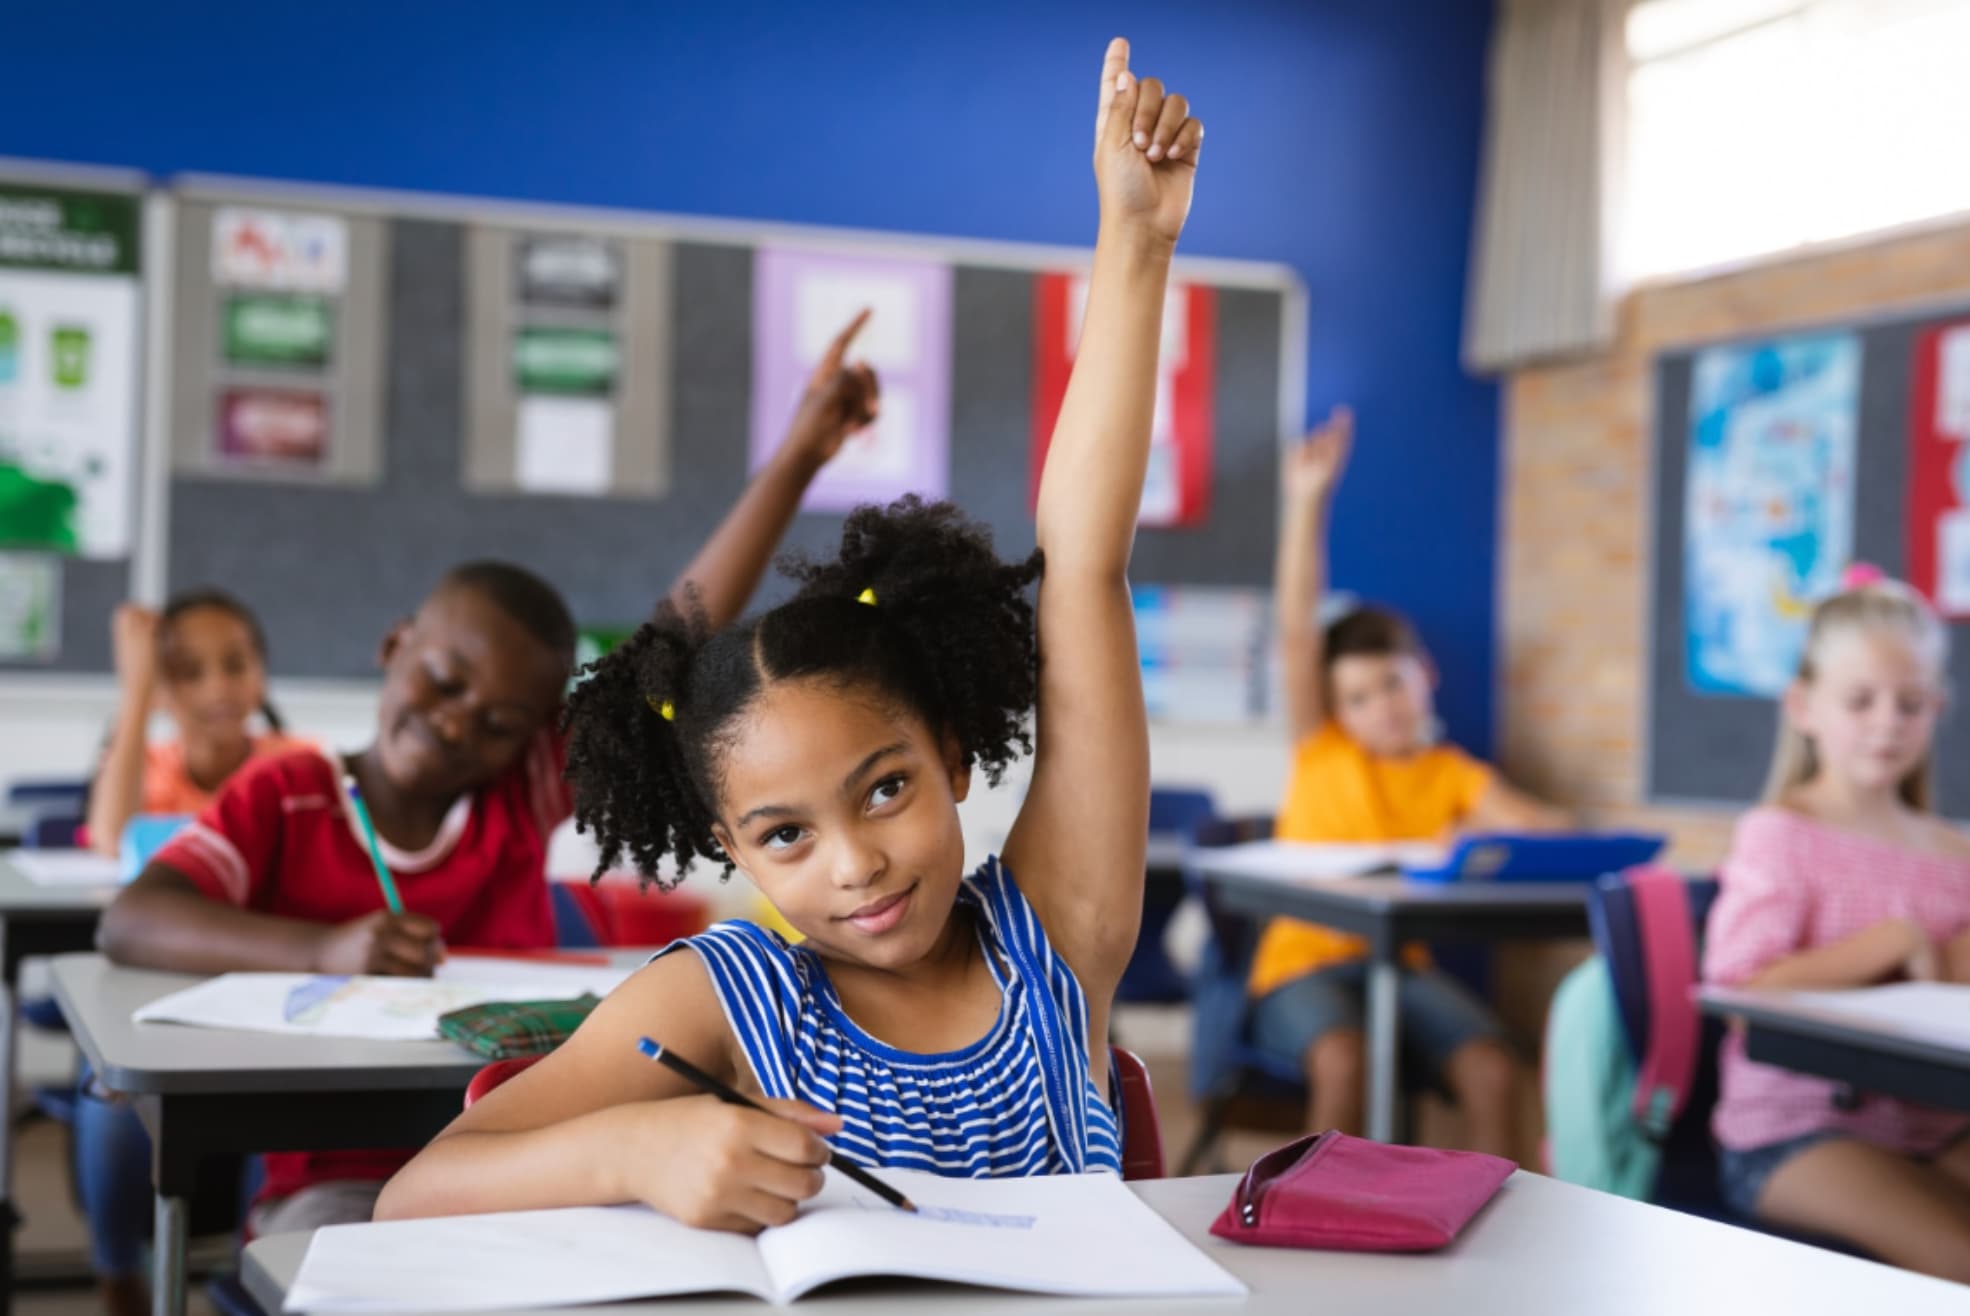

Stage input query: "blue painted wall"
[{"left": 2, "top": 0, "right": 1500, "bottom": 750}]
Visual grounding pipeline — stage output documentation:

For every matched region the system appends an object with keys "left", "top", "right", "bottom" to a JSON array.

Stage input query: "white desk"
[
  {"left": 242, "top": 1169, "right": 1970, "bottom": 1314},
  {"left": 53, "top": 951, "right": 647, "bottom": 1316},
  {"left": 1192, "top": 841, "right": 1590, "bottom": 1142},
  {"left": 0, "top": 853, "right": 120, "bottom": 1313},
  {"left": 1698, "top": 985, "right": 1970, "bottom": 1113}
]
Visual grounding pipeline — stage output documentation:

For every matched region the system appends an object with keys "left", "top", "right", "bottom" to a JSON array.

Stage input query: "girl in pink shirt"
[{"left": 1704, "top": 572, "right": 1970, "bottom": 1282}]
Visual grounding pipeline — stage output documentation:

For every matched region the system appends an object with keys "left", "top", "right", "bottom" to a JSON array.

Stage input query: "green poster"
[
  {"left": 513, "top": 328, "right": 618, "bottom": 396},
  {"left": 0, "top": 185, "right": 140, "bottom": 276},
  {"left": 223, "top": 295, "right": 333, "bottom": 367}
]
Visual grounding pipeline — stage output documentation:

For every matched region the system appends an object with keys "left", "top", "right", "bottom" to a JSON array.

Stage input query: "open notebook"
[
  {"left": 133, "top": 958, "right": 634, "bottom": 1042},
  {"left": 285, "top": 1169, "right": 1245, "bottom": 1310}
]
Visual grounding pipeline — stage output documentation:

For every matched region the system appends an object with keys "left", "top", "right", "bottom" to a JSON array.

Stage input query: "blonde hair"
[{"left": 1762, "top": 578, "right": 1948, "bottom": 810}]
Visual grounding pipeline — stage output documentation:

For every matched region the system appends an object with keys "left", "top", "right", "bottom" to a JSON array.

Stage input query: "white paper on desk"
[
  {"left": 8, "top": 849, "right": 123, "bottom": 887},
  {"left": 285, "top": 1169, "right": 1244, "bottom": 1311},
  {"left": 132, "top": 960, "right": 634, "bottom": 1042},
  {"left": 1787, "top": 983, "right": 1970, "bottom": 1049},
  {"left": 1203, "top": 839, "right": 1447, "bottom": 883}
]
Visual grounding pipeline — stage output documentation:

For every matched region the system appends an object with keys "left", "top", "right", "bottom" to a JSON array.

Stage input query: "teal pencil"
[{"left": 342, "top": 775, "right": 405, "bottom": 915}]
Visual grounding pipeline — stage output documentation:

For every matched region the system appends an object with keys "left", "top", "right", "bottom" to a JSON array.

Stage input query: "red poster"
[
  {"left": 1908, "top": 320, "right": 1970, "bottom": 618},
  {"left": 1030, "top": 274, "right": 1214, "bottom": 527}
]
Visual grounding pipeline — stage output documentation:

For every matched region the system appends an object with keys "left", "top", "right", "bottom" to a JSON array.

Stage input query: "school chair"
[
  {"left": 551, "top": 878, "right": 711, "bottom": 950},
  {"left": 1117, "top": 787, "right": 1218, "bottom": 1006},
  {"left": 5, "top": 777, "right": 89, "bottom": 813},
  {"left": 464, "top": 1046, "right": 1168, "bottom": 1180},
  {"left": 22, "top": 812, "right": 82, "bottom": 849}
]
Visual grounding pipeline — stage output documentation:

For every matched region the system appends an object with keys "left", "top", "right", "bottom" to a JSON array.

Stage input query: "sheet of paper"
[
  {"left": 9, "top": 848, "right": 121, "bottom": 887},
  {"left": 287, "top": 1205, "right": 771, "bottom": 1313},
  {"left": 133, "top": 960, "right": 634, "bottom": 1041},
  {"left": 762, "top": 1168, "right": 1245, "bottom": 1302},
  {"left": 515, "top": 394, "right": 613, "bottom": 493},
  {"left": 1787, "top": 983, "right": 1970, "bottom": 1049},
  {"left": 1201, "top": 839, "right": 1446, "bottom": 884}
]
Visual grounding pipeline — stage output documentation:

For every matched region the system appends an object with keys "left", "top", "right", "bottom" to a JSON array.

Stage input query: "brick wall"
[{"left": 1499, "top": 219, "right": 1970, "bottom": 872}]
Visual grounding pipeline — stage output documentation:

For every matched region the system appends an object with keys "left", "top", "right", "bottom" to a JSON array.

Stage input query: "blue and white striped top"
[{"left": 654, "top": 856, "right": 1122, "bottom": 1178}]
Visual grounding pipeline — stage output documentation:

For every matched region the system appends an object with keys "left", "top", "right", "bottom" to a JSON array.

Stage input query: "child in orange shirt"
[
  {"left": 84, "top": 592, "right": 309, "bottom": 857},
  {"left": 1252, "top": 407, "right": 1565, "bottom": 1152}
]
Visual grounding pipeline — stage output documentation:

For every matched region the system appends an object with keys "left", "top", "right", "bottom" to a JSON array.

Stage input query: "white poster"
[
  {"left": 0, "top": 268, "right": 140, "bottom": 557},
  {"left": 213, "top": 208, "right": 348, "bottom": 294},
  {"left": 516, "top": 395, "right": 613, "bottom": 494},
  {"left": 0, "top": 552, "right": 60, "bottom": 661}
]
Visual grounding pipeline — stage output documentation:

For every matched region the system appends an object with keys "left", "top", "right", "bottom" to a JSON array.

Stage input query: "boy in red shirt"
[{"left": 87, "top": 312, "right": 880, "bottom": 1306}]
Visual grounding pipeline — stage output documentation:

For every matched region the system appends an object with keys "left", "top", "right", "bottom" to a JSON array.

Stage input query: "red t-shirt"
[{"left": 152, "top": 738, "right": 569, "bottom": 1204}]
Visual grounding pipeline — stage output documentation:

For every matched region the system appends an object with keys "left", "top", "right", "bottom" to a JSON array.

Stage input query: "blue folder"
[{"left": 1402, "top": 832, "right": 1667, "bottom": 884}]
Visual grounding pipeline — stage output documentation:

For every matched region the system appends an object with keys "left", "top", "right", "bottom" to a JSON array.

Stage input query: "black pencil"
[{"left": 636, "top": 1036, "right": 918, "bottom": 1213}]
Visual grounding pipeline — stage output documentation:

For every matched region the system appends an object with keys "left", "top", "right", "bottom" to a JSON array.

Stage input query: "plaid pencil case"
[{"left": 437, "top": 995, "right": 601, "bottom": 1059}]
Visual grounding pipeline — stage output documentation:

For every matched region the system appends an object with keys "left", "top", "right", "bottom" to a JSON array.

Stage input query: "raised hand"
[
  {"left": 1093, "top": 37, "right": 1204, "bottom": 245},
  {"left": 784, "top": 309, "right": 881, "bottom": 466},
  {"left": 111, "top": 603, "right": 161, "bottom": 698},
  {"left": 1283, "top": 406, "right": 1354, "bottom": 507}
]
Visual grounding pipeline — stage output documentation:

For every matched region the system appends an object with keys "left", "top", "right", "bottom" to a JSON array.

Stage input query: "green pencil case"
[{"left": 437, "top": 995, "right": 601, "bottom": 1059}]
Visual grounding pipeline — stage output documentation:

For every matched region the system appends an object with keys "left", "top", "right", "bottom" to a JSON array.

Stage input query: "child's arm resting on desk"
[
  {"left": 1275, "top": 408, "right": 1352, "bottom": 744},
  {"left": 96, "top": 766, "right": 443, "bottom": 977},
  {"left": 659, "top": 312, "right": 878, "bottom": 630},
  {"left": 374, "top": 952, "right": 838, "bottom": 1230},
  {"left": 1001, "top": 39, "right": 1203, "bottom": 996}
]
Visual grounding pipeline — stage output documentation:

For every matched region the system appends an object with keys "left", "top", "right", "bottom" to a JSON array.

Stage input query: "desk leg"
[
  {"left": 1365, "top": 954, "right": 1400, "bottom": 1144},
  {"left": 0, "top": 967, "right": 15, "bottom": 1316},
  {"left": 152, "top": 1192, "right": 187, "bottom": 1316}
]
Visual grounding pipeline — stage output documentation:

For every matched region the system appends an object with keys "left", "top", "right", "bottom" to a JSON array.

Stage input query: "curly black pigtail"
[
  {"left": 779, "top": 496, "right": 1044, "bottom": 786},
  {"left": 562, "top": 602, "right": 726, "bottom": 887}
]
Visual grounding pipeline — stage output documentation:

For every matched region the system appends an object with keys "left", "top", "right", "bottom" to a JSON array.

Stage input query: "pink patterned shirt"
[{"left": 1704, "top": 807, "right": 1970, "bottom": 1153}]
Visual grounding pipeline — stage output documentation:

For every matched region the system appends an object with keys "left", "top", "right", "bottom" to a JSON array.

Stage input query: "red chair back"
[
  {"left": 464, "top": 1054, "right": 545, "bottom": 1108},
  {"left": 1111, "top": 1044, "right": 1165, "bottom": 1180}
]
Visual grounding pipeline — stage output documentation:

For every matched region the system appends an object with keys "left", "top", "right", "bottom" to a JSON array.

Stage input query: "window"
[{"left": 1622, "top": 0, "right": 1970, "bottom": 282}]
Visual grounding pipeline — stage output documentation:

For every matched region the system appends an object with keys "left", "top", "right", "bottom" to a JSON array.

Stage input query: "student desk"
[
  {"left": 1192, "top": 844, "right": 1590, "bottom": 1143},
  {"left": 52, "top": 951, "right": 647, "bottom": 1316},
  {"left": 241, "top": 1168, "right": 1970, "bottom": 1315},
  {"left": 1698, "top": 985, "right": 1970, "bottom": 1113},
  {"left": 0, "top": 853, "right": 120, "bottom": 1313}
]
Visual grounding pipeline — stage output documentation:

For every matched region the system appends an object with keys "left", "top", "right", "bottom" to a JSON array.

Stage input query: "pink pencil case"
[{"left": 1209, "top": 1130, "right": 1515, "bottom": 1252}]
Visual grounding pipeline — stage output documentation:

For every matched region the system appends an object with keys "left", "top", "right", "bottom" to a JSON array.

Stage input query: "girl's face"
[
  {"left": 157, "top": 607, "right": 266, "bottom": 747},
  {"left": 1786, "top": 629, "right": 1945, "bottom": 796},
  {"left": 711, "top": 678, "right": 973, "bottom": 972}
]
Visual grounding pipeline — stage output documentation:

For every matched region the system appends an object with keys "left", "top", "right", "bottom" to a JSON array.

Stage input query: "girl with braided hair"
[{"left": 379, "top": 37, "right": 1204, "bottom": 1231}]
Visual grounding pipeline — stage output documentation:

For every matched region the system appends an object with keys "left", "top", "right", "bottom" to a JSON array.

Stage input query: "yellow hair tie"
[
  {"left": 857, "top": 587, "right": 877, "bottom": 606},
  {"left": 647, "top": 696, "right": 675, "bottom": 722}
]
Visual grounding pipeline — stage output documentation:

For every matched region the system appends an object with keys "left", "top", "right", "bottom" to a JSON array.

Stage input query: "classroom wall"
[
  {"left": 1499, "top": 215, "right": 1970, "bottom": 870},
  {"left": 0, "top": 0, "right": 1501, "bottom": 756}
]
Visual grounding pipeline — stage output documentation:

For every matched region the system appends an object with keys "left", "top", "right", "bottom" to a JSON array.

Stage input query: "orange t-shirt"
[
  {"left": 1247, "top": 723, "right": 1494, "bottom": 997},
  {"left": 139, "top": 734, "right": 314, "bottom": 816}
]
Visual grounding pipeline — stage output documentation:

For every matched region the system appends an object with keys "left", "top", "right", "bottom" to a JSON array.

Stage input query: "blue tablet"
[{"left": 1402, "top": 833, "right": 1667, "bottom": 884}]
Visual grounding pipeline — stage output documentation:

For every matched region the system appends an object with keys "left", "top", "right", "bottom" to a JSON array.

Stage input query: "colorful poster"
[
  {"left": 223, "top": 295, "right": 333, "bottom": 368},
  {"left": 213, "top": 209, "right": 347, "bottom": 293},
  {"left": 0, "top": 551, "right": 59, "bottom": 661},
  {"left": 1907, "top": 320, "right": 1970, "bottom": 618},
  {"left": 1684, "top": 333, "right": 1861, "bottom": 697},
  {"left": 749, "top": 247, "right": 951, "bottom": 512},
  {"left": 0, "top": 182, "right": 141, "bottom": 558},
  {"left": 217, "top": 388, "right": 328, "bottom": 467},
  {"left": 1031, "top": 275, "right": 1215, "bottom": 527},
  {"left": 517, "top": 237, "right": 620, "bottom": 309}
]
